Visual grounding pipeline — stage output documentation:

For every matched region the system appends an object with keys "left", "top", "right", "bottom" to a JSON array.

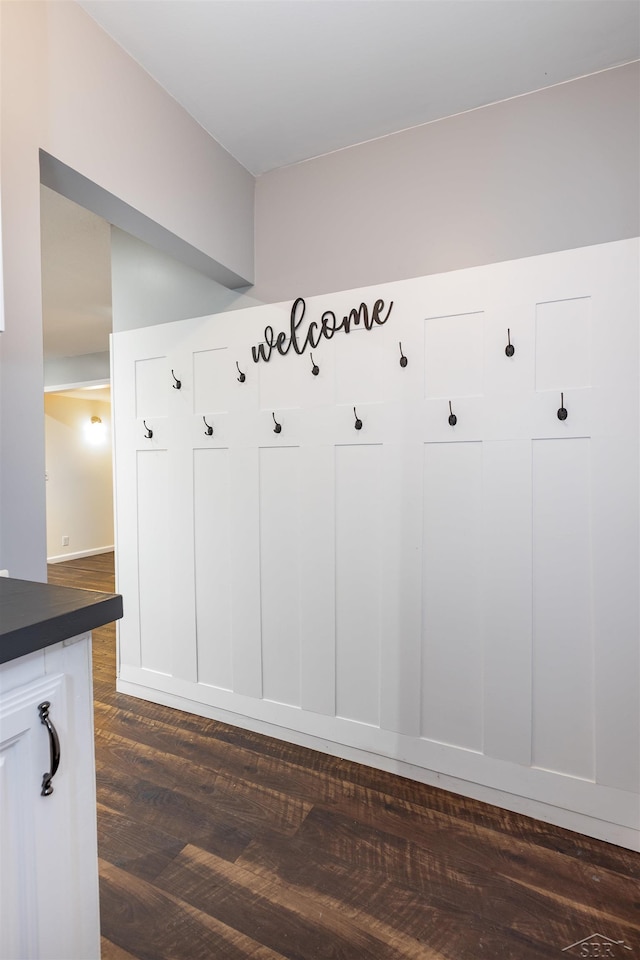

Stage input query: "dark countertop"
[{"left": 0, "top": 577, "right": 123, "bottom": 665}]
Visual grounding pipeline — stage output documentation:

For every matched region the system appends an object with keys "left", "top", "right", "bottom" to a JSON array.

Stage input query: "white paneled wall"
[
  {"left": 112, "top": 239, "right": 639, "bottom": 849},
  {"left": 194, "top": 448, "right": 233, "bottom": 690}
]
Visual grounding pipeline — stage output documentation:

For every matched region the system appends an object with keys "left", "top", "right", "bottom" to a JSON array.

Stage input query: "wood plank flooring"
[{"left": 48, "top": 552, "right": 640, "bottom": 960}]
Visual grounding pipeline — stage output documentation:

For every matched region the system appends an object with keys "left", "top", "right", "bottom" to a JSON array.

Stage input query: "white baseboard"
[
  {"left": 47, "top": 545, "right": 114, "bottom": 564},
  {"left": 116, "top": 675, "right": 640, "bottom": 852}
]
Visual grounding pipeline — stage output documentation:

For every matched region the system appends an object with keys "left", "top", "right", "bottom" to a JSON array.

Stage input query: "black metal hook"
[
  {"left": 203, "top": 416, "right": 213, "bottom": 436},
  {"left": 505, "top": 329, "right": 515, "bottom": 358},
  {"left": 448, "top": 401, "right": 457, "bottom": 426},
  {"left": 399, "top": 342, "right": 408, "bottom": 368},
  {"left": 272, "top": 412, "right": 282, "bottom": 434},
  {"left": 171, "top": 369, "right": 182, "bottom": 390},
  {"left": 143, "top": 420, "right": 153, "bottom": 439},
  {"left": 310, "top": 352, "right": 319, "bottom": 376},
  {"left": 236, "top": 362, "right": 246, "bottom": 383},
  {"left": 354, "top": 407, "right": 363, "bottom": 431},
  {"left": 557, "top": 392, "right": 568, "bottom": 421}
]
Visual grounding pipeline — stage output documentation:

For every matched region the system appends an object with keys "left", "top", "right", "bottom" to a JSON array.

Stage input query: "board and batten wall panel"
[
  {"left": 136, "top": 450, "right": 171, "bottom": 675},
  {"left": 229, "top": 448, "right": 263, "bottom": 700},
  {"left": 260, "top": 446, "right": 302, "bottom": 708},
  {"left": 194, "top": 448, "right": 233, "bottom": 691},
  {"left": 532, "top": 438, "right": 594, "bottom": 781},
  {"left": 482, "top": 440, "right": 532, "bottom": 766},
  {"left": 299, "top": 445, "right": 336, "bottom": 718},
  {"left": 335, "top": 443, "right": 382, "bottom": 727},
  {"left": 112, "top": 239, "right": 640, "bottom": 850},
  {"left": 421, "top": 441, "right": 483, "bottom": 751},
  {"left": 378, "top": 440, "right": 423, "bottom": 737}
]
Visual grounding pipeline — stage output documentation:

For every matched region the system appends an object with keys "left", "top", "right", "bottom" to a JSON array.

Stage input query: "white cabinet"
[{"left": 0, "top": 634, "right": 100, "bottom": 960}]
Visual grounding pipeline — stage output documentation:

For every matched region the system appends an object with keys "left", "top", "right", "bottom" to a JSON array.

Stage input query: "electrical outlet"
[{"left": 62, "top": 536, "right": 69, "bottom": 546}]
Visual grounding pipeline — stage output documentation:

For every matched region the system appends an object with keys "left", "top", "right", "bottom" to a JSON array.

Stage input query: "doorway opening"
[{"left": 40, "top": 185, "right": 115, "bottom": 571}]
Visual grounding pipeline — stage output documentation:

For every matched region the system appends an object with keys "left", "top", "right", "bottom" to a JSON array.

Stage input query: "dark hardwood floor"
[{"left": 48, "top": 553, "right": 640, "bottom": 960}]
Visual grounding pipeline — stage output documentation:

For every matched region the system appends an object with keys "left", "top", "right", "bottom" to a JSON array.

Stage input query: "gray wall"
[
  {"left": 111, "top": 228, "right": 261, "bottom": 334},
  {"left": 0, "top": 1, "right": 254, "bottom": 580},
  {"left": 44, "top": 352, "right": 111, "bottom": 389},
  {"left": 253, "top": 64, "right": 640, "bottom": 303}
]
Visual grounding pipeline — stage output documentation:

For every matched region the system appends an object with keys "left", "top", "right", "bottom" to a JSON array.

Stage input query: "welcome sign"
[{"left": 251, "top": 296, "right": 394, "bottom": 363}]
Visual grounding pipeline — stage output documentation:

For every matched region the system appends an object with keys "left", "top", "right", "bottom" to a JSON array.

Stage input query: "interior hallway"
[{"left": 48, "top": 553, "right": 640, "bottom": 960}]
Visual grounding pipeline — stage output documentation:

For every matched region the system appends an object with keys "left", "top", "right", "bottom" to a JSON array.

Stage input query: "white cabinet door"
[{"left": 0, "top": 638, "right": 100, "bottom": 960}]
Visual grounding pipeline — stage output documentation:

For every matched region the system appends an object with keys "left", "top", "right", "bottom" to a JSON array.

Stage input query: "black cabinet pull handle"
[{"left": 38, "top": 701, "right": 60, "bottom": 797}]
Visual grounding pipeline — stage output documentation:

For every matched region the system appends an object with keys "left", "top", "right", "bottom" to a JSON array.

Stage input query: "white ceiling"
[
  {"left": 77, "top": 0, "right": 640, "bottom": 176},
  {"left": 43, "top": 0, "right": 639, "bottom": 362}
]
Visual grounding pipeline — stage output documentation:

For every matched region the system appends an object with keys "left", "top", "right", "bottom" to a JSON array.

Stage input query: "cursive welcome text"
[{"left": 251, "top": 296, "right": 393, "bottom": 363}]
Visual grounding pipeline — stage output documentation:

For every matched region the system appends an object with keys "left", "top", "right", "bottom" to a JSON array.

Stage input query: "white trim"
[
  {"left": 117, "top": 674, "right": 640, "bottom": 852},
  {"left": 47, "top": 546, "right": 114, "bottom": 564},
  {"left": 44, "top": 379, "right": 110, "bottom": 393}
]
